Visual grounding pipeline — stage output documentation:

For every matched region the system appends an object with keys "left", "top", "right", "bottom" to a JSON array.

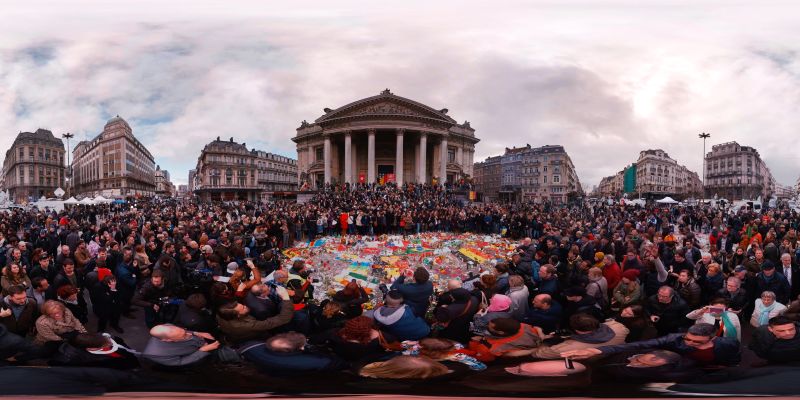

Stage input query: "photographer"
[
  {"left": 686, "top": 298, "right": 741, "bottom": 341},
  {"left": 132, "top": 270, "right": 174, "bottom": 328},
  {"left": 216, "top": 284, "right": 294, "bottom": 345}
]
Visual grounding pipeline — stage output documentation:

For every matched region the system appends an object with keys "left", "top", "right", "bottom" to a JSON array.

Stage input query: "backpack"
[{"left": 588, "top": 281, "right": 608, "bottom": 310}]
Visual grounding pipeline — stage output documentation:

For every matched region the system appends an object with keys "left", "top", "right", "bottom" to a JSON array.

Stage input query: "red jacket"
[{"left": 603, "top": 262, "right": 622, "bottom": 289}]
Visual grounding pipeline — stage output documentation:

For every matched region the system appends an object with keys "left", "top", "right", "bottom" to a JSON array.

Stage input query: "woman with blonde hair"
[
  {"left": 359, "top": 355, "right": 451, "bottom": 379},
  {"left": 35, "top": 300, "right": 87, "bottom": 346}
]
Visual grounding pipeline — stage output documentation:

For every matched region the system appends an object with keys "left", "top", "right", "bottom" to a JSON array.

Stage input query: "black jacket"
[
  {"left": 599, "top": 333, "right": 741, "bottom": 366},
  {"left": 749, "top": 324, "right": 800, "bottom": 364}
]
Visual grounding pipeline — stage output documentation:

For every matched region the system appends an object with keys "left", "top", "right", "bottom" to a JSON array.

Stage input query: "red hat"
[{"left": 622, "top": 269, "right": 640, "bottom": 281}]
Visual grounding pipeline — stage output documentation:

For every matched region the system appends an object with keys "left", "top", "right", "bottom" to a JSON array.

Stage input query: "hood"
[
  {"left": 373, "top": 305, "right": 406, "bottom": 325},
  {"left": 571, "top": 323, "right": 615, "bottom": 344},
  {"left": 3, "top": 295, "right": 26, "bottom": 308}
]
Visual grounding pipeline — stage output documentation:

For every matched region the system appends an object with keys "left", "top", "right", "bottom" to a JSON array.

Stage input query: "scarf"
[
  {"left": 719, "top": 312, "right": 738, "bottom": 339},
  {"left": 756, "top": 299, "right": 776, "bottom": 326}
]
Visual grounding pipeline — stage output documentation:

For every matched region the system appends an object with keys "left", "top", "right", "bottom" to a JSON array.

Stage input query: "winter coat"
[
  {"left": 373, "top": 304, "right": 430, "bottom": 341},
  {"left": 390, "top": 275, "right": 433, "bottom": 318},
  {"left": 0, "top": 295, "right": 39, "bottom": 336},
  {"left": 216, "top": 299, "right": 294, "bottom": 344},
  {"left": 506, "top": 286, "right": 530, "bottom": 321},
  {"left": 34, "top": 308, "right": 87, "bottom": 345},
  {"left": 530, "top": 320, "right": 629, "bottom": 359},
  {"left": 239, "top": 340, "right": 349, "bottom": 375}
]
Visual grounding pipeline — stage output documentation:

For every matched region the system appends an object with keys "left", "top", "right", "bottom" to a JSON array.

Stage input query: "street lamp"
[
  {"left": 699, "top": 132, "right": 710, "bottom": 204},
  {"left": 62, "top": 132, "right": 74, "bottom": 198}
]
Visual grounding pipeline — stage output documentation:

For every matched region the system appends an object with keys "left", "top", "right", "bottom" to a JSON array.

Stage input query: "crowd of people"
[{"left": 1, "top": 183, "right": 800, "bottom": 393}]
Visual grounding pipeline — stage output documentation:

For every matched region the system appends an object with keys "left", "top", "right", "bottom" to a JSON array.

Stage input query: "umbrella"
[{"left": 655, "top": 196, "right": 679, "bottom": 204}]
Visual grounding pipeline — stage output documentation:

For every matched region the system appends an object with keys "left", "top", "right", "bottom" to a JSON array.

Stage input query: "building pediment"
[{"left": 314, "top": 91, "right": 457, "bottom": 126}]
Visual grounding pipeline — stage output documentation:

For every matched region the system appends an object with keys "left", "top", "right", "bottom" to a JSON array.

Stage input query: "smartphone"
[
  {"left": 564, "top": 358, "right": 575, "bottom": 370},
  {"left": 708, "top": 307, "right": 724, "bottom": 314}
]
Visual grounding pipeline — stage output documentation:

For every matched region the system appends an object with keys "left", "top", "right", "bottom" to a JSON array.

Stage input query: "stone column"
[
  {"left": 415, "top": 141, "right": 421, "bottom": 183},
  {"left": 457, "top": 146, "right": 463, "bottom": 172},
  {"left": 323, "top": 134, "right": 331, "bottom": 184},
  {"left": 419, "top": 132, "right": 427, "bottom": 184},
  {"left": 367, "top": 129, "right": 376, "bottom": 184},
  {"left": 344, "top": 131, "right": 352, "bottom": 184},
  {"left": 351, "top": 141, "right": 358, "bottom": 183},
  {"left": 440, "top": 137, "right": 448, "bottom": 186},
  {"left": 395, "top": 129, "right": 404, "bottom": 186}
]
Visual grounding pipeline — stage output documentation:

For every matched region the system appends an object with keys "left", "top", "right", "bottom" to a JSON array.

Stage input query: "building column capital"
[{"left": 396, "top": 128, "right": 405, "bottom": 136}]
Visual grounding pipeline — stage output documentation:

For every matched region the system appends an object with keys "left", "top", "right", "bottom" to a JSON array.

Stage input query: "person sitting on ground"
[
  {"left": 359, "top": 355, "right": 451, "bottom": 379},
  {"left": 749, "top": 315, "right": 800, "bottom": 364},
  {"left": 686, "top": 298, "right": 741, "bottom": 341},
  {"left": 562, "top": 323, "right": 741, "bottom": 367},
  {"left": 530, "top": 313, "right": 629, "bottom": 360},
  {"left": 141, "top": 324, "right": 219, "bottom": 367},
  {"left": 239, "top": 331, "right": 348, "bottom": 375},
  {"left": 467, "top": 317, "right": 544, "bottom": 362},
  {"left": 216, "top": 284, "right": 294, "bottom": 344},
  {"left": 751, "top": 290, "right": 787, "bottom": 328},
  {"left": 49, "top": 332, "right": 139, "bottom": 370},
  {"left": 173, "top": 293, "right": 215, "bottom": 333},
  {"left": 310, "top": 315, "right": 400, "bottom": 363},
  {"left": 332, "top": 280, "right": 369, "bottom": 309},
  {"left": 403, "top": 337, "right": 486, "bottom": 371},
  {"left": 373, "top": 290, "right": 430, "bottom": 341},
  {"left": 0, "top": 284, "right": 39, "bottom": 337}
]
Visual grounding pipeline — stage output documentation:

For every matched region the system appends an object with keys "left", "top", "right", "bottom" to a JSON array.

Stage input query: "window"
[
  {"left": 553, "top": 175, "right": 560, "bottom": 183},
  {"left": 543, "top": 176, "right": 548, "bottom": 183},
  {"left": 543, "top": 166, "right": 548, "bottom": 172},
  {"left": 38, "top": 148, "right": 43, "bottom": 159},
  {"left": 448, "top": 148, "right": 456, "bottom": 163},
  {"left": 315, "top": 147, "right": 324, "bottom": 162},
  {"left": 19, "top": 147, "right": 24, "bottom": 159}
]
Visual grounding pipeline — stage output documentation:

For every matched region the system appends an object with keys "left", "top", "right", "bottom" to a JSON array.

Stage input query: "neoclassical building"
[{"left": 292, "top": 89, "right": 479, "bottom": 188}]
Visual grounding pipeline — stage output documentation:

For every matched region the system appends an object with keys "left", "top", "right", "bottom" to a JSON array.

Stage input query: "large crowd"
[{"left": 1, "top": 183, "right": 800, "bottom": 392}]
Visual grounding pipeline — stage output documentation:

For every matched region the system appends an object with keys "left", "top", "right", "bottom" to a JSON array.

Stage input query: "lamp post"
[
  {"left": 62, "top": 132, "right": 74, "bottom": 198},
  {"left": 698, "top": 132, "right": 710, "bottom": 204}
]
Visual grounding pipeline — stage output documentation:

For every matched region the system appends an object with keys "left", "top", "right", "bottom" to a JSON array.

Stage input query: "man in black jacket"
[
  {"left": 646, "top": 286, "right": 690, "bottom": 336},
  {"left": 749, "top": 316, "right": 800, "bottom": 364},
  {"left": 563, "top": 323, "right": 741, "bottom": 367}
]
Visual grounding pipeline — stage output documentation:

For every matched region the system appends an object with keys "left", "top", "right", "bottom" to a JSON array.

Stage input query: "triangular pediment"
[{"left": 315, "top": 93, "right": 456, "bottom": 124}]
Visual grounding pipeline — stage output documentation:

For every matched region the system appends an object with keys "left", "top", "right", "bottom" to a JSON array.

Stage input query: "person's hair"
[
  {"left": 70, "top": 332, "right": 109, "bottom": 349},
  {"left": 480, "top": 273, "right": 497, "bottom": 288},
  {"left": 62, "top": 258, "right": 74, "bottom": 266},
  {"left": 42, "top": 300, "right": 66, "bottom": 317},
  {"left": 292, "top": 259, "right": 305, "bottom": 271},
  {"left": 6, "top": 284, "right": 26, "bottom": 296},
  {"left": 417, "top": 338, "right": 457, "bottom": 360},
  {"left": 624, "top": 304, "right": 644, "bottom": 318},
  {"left": 339, "top": 316, "right": 375, "bottom": 343},
  {"left": 707, "top": 263, "right": 721, "bottom": 274},
  {"left": 414, "top": 267, "right": 430, "bottom": 284},
  {"left": 541, "top": 264, "right": 557, "bottom": 275},
  {"left": 101, "top": 275, "right": 116, "bottom": 285},
  {"left": 569, "top": 313, "right": 600, "bottom": 332},
  {"left": 185, "top": 293, "right": 207, "bottom": 310},
  {"left": 151, "top": 269, "right": 164, "bottom": 279},
  {"left": 217, "top": 302, "right": 241, "bottom": 320},
  {"left": 588, "top": 267, "right": 603, "bottom": 279},
  {"left": 687, "top": 323, "right": 716, "bottom": 337},
  {"left": 489, "top": 317, "right": 521, "bottom": 337},
  {"left": 359, "top": 355, "right": 450, "bottom": 379},
  {"left": 726, "top": 276, "right": 741, "bottom": 286},
  {"left": 57, "top": 284, "right": 78, "bottom": 299},
  {"left": 32, "top": 276, "right": 47, "bottom": 289},
  {"left": 265, "top": 332, "right": 306, "bottom": 352},
  {"left": 508, "top": 275, "right": 524, "bottom": 288},
  {"left": 322, "top": 300, "right": 343, "bottom": 318},
  {"left": 535, "top": 294, "right": 552, "bottom": 306},
  {"left": 709, "top": 298, "right": 728, "bottom": 307},
  {"left": 495, "top": 263, "right": 509, "bottom": 274},
  {"left": 649, "top": 350, "right": 682, "bottom": 365},
  {"left": 768, "top": 315, "right": 795, "bottom": 327},
  {"left": 761, "top": 291, "right": 776, "bottom": 299}
]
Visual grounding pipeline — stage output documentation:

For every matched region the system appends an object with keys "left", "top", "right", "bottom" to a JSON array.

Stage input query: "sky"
[{"left": 1, "top": 0, "right": 799, "bottom": 189}]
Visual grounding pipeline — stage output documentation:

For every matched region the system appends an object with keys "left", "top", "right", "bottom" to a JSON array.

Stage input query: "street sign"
[{"left": 54, "top": 187, "right": 65, "bottom": 198}]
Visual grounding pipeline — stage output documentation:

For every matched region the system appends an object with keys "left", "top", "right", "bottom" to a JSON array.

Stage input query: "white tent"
[
  {"left": 93, "top": 195, "right": 113, "bottom": 204},
  {"left": 78, "top": 197, "right": 95, "bottom": 205},
  {"left": 63, "top": 197, "right": 79, "bottom": 205},
  {"left": 656, "top": 196, "right": 679, "bottom": 204}
]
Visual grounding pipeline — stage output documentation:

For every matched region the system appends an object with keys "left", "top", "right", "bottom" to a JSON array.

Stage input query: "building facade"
[
  {"left": 192, "top": 137, "right": 260, "bottom": 202},
  {"left": 255, "top": 151, "right": 298, "bottom": 197},
  {"left": 596, "top": 149, "right": 702, "bottom": 199},
  {"left": 72, "top": 116, "right": 156, "bottom": 198},
  {"left": 292, "top": 89, "right": 479, "bottom": 188},
  {"left": 2, "top": 129, "right": 65, "bottom": 203},
  {"left": 704, "top": 141, "right": 774, "bottom": 200},
  {"left": 154, "top": 166, "right": 174, "bottom": 197},
  {"left": 473, "top": 155, "right": 502, "bottom": 202},
  {"left": 475, "top": 144, "right": 582, "bottom": 204},
  {"left": 188, "top": 169, "right": 196, "bottom": 193},
  {"left": 177, "top": 184, "right": 189, "bottom": 199}
]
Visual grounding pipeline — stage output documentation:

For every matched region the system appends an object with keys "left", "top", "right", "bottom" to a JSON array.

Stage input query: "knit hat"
[
  {"left": 594, "top": 252, "right": 605, "bottom": 261},
  {"left": 487, "top": 294, "right": 512, "bottom": 312},
  {"left": 622, "top": 269, "right": 640, "bottom": 281}
]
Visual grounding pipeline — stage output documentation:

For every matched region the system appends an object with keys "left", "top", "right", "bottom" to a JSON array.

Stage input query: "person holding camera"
[
  {"left": 686, "top": 298, "right": 741, "bottom": 341},
  {"left": 132, "top": 270, "right": 172, "bottom": 328}
]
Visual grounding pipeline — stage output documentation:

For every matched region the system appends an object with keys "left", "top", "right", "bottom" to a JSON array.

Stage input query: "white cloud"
[{"left": 0, "top": 0, "right": 799, "bottom": 187}]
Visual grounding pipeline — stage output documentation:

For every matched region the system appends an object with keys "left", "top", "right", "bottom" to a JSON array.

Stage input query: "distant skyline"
[{"left": 1, "top": 1, "right": 800, "bottom": 187}]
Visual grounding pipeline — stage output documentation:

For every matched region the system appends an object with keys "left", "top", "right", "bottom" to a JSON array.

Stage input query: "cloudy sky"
[{"left": 1, "top": 0, "right": 799, "bottom": 188}]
